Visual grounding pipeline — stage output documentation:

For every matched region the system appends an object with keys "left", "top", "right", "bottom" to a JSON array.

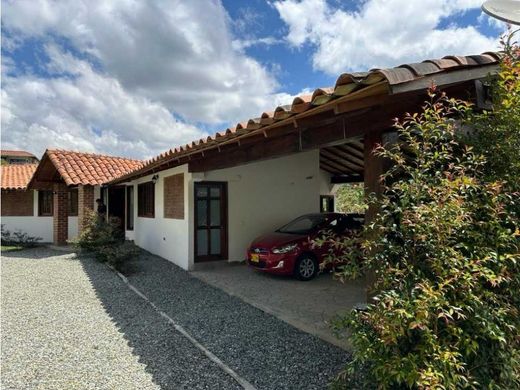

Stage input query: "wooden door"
[{"left": 194, "top": 182, "right": 228, "bottom": 262}]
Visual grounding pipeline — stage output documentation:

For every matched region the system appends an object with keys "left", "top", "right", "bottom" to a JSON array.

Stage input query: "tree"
[{"left": 332, "top": 31, "right": 520, "bottom": 389}]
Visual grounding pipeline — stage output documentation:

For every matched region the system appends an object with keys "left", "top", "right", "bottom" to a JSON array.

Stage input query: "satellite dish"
[{"left": 482, "top": 0, "right": 520, "bottom": 25}]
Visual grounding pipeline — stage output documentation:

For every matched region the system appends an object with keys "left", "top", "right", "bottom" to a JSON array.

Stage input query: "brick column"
[
  {"left": 53, "top": 183, "right": 69, "bottom": 245},
  {"left": 78, "top": 185, "right": 95, "bottom": 233}
]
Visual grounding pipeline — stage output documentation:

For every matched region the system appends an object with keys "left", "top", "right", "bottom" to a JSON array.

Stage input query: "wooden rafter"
[
  {"left": 320, "top": 155, "right": 359, "bottom": 174},
  {"left": 325, "top": 146, "right": 364, "bottom": 168}
]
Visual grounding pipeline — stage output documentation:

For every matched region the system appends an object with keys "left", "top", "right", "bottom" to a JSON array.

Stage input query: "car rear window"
[{"left": 277, "top": 214, "right": 328, "bottom": 234}]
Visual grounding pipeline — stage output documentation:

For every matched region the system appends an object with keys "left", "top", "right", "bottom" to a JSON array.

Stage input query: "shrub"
[
  {"left": 335, "top": 183, "right": 366, "bottom": 214},
  {"left": 1, "top": 224, "right": 42, "bottom": 247},
  {"left": 330, "top": 35, "right": 520, "bottom": 389},
  {"left": 97, "top": 240, "right": 140, "bottom": 269},
  {"left": 469, "top": 30, "right": 520, "bottom": 190},
  {"left": 74, "top": 210, "right": 139, "bottom": 271}
]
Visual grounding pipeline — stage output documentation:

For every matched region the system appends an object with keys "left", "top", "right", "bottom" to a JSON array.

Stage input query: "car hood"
[{"left": 251, "top": 232, "right": 307, "bottom": 249}]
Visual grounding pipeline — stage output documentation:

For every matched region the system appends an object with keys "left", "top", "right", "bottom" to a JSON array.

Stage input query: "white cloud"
[
  {"left": 1, "top": 45, "right": 203, "bottom": 159},
  {"left": 274, "top": 0, "right": 500, "bottom": 74},
  {"left": 2, "top": 0, "right": 283, "bottom": 124},
  {"left": 1, "top": 0, "right": 292, "bottom": 158}
]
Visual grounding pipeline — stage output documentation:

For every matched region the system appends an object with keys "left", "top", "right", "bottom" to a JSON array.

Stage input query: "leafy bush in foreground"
[
  {"left": 74, "top": 210, "right": 138, "bottom": 271},
  {"left": 331, "top": 33, "right": 519, "bottom": 389},
  {"left": 1, "top": 224, "right": 42, "bottom": 248}
]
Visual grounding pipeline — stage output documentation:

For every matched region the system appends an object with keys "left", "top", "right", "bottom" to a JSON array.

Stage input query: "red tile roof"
[
  {"left": 111, "top": 51, "right": 500, "bottom": 184},
  {"left": 1, "top": 164, "right": 37, "bottom": 190},
  {"left": 1, "top": 150, "right": 37, "bottom": 158},
  {"left": 39, "top": 150, "right": 143, "bottom": 186}
]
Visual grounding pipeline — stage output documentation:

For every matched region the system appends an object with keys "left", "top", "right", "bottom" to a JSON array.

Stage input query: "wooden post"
[{"left": 363, "top": 130, "right": 394, "bottom": 302}]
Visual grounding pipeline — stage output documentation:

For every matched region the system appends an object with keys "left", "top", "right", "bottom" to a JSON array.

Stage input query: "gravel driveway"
[{"left": 1, "top": 248, "right": 350, "bottom": 389}]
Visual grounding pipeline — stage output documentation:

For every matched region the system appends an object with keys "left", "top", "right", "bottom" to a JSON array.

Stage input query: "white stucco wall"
[
  {"left": 1, "top": 190, "right": 53, "bottom": 242},
  {"left": 2, "top": 190, "right": 85, "bottom": 243},
  {"left": 203, "top": 150, "right": 325, "bottom": 262},
  {"left": 319, "top": 169, "right": 333, "bottom": 195},
  {"left": 123, "top": 150, "right": 332, "bottom": 270},
  {"left": 125, "top": 164, "right": 192, "bottom": 270},
  {"left": 68, "top": 216, "right": 78, "bottom": 240}
]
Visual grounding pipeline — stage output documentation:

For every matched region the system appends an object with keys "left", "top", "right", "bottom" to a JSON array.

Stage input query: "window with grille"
[
  {"left": 137, "top": 182, "right": 155, "bottom": 218},
  {"left": 38, "top": 190, "right": 53, "bottom": 216},
  {"left": 69, "top": 189, "right": 78, "bottom": 216}
]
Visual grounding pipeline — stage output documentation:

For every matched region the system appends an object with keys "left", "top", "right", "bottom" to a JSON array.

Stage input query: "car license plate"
[{"left": 250, "top": 254, "right": 259, "bottom": 263}]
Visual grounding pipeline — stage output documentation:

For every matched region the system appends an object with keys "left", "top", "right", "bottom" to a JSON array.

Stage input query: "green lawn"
[{"left": 1, "top": 245, "right": 23, "bottom": 252}]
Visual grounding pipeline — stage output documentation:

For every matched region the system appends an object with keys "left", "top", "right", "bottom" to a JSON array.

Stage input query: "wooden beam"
[
  {"left": 320, "top": 155, "right": 359, "bottom": 174},
  {"left": 320, "top": 153, "right": 363, "bottom": 175},
  {"left": 189, "top": 132, "right": 300, "bottom": 172},
  {"left": 334, "top": 93, "right": 389, "bottom": 115},
  {"left": 320, "top": 160, "right": 348, "bottom": 175},
  {"left": 320, "top": 161, "right": 342, "bottom": 174},
  {"left": 336, "top": 143, "right": 364, "bottom": 159},
  {"left": 324, "top": 146, "right": 364, "bottom": 167}
]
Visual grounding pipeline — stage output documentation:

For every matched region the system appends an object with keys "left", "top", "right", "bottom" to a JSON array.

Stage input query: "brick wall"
[
  {"left": 78, "top": 185, "right": 94, "bottom": 233},
  {"left": 1, "top": 190, "right": 34, "bottom": 216},
  {"left": 53, "top": 183, "right": 68, "bottom": 245},
  {"left": 164, "top": 173, "right": 184, "bottom": 219}
]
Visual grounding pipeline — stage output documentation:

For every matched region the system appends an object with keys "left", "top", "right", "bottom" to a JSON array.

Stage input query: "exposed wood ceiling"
[{"left": 320, "top": 139, "right": 364, "bottom": 180}]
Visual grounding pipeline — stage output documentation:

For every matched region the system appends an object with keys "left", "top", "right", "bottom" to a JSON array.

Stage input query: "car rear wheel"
[{"left": 294, "top": 255, "right": 318, "bottom": 281}]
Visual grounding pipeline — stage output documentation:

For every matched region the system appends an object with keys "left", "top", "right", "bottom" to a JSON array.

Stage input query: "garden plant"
[
  {"left": 74, "top": 210, "right": 139, "bottom": 271},
  {"left": 328, "top": 31, "right": 520, "bottom": 389}
]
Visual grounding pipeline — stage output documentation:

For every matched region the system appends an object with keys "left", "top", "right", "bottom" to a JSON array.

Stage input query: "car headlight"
[{"left": 272, "top": 243, "right": 298, "bottom": 254}]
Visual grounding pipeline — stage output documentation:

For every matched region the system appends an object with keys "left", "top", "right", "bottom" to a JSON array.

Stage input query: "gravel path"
[
  {"left": 122, "top": 251, "right": 351, "bottom": 390},
  {"left": 2, "top": 247, "right": 350, "bottom": 389},
  {"left": 1, "top": 248, "right": 240, "bottom": 390}
]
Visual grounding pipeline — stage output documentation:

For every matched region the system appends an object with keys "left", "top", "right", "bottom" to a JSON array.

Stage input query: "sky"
[{"left": 1, "top": 0, "right": 506, "bottom": 160}]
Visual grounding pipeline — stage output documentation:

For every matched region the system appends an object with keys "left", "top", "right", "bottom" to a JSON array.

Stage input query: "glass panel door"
[{"left": 194, "top": 182, "right": 227, "bottom": 262}]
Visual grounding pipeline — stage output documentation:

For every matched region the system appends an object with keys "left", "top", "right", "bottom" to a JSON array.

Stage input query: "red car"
[{"left": 246, "top": 213, "right": 364, "bottom": 281}]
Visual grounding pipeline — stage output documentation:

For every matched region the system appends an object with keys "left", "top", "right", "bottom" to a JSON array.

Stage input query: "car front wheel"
[{"left": 294, "top": 255, "right": 318, "bottom": 281}]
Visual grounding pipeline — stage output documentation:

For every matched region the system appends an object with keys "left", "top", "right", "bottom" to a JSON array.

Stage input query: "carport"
[{"left": 109, "top": 52, "right": 499, "bottom": 305}]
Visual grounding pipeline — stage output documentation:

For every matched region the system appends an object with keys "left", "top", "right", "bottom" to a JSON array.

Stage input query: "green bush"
[
  {"left": 335, "top": 183, "right": 366, "bottom": 214},
  {"left": 97, "top": 240, "right": 140, "bottom": 269},
  {"left": 1, "top": 224, "right": 42, "bottom": 247},
  {"left": 74, "top": 210, "right": 139, "bottom": 271},
  {"left": 75, "top": 210, "right": 122, "bottom": 252},
  {"left": 331, "top": 34, "right": 520, "bottom": 389}
]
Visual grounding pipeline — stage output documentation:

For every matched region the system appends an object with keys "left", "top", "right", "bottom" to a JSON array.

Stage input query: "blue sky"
[{"left": 1, "top": 0, "right": 505, "bottom": 159}]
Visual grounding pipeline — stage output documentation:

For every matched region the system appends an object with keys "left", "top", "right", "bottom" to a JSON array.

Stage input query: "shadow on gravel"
[
  {"left": 79, "top": 249, "right": 351, "bottom": 390},
  {"left": 78, "top": 254, "right": 242, "bottom": 390}
]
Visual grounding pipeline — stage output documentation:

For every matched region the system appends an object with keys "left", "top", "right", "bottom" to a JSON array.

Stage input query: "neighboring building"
[
  {"left": 1, "top": 164, "right": 56, "bottom": 241},
  {"left": 4, "top": 52, "right": 500, "bottom": 271},
  {"left": 2, "top": 150, "right": 142, "bottom": 243},
  {"left": 1, "top": 150, "right": 39, "bottom": 165}
]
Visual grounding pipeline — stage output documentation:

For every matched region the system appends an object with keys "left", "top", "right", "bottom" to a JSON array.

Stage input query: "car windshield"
[{"left": 277, "top": 214, "right": 329, "bottom": 234}]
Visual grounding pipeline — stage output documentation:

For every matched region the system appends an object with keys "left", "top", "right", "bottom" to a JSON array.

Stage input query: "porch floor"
[{"left": 192, "top": 261, "right": 366, "bottom": 349}]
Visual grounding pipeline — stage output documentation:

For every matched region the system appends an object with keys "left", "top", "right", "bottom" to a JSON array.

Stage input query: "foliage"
[
  {"left": 330, "top": 33, "right": 520, "bottom": 389},
  {"left": 1, "top": 224, "right": 42, "bottom": 248},
  {"left": 97, "top": 240, "right": 140, "bottom": 269},
  {"left": 74, "top": 210, "right": 122, "bottom": 252},
  {"left": 1, "top": 245, "right": 24, "bottom": 252},
  {"left": 73, "top": 210, "right": 138, "bottom": 271},
  {"left": 468, "top": 29, "right": 520, "bottom": 190},
  {"left": 335, "top": 183, "right": 366, "bottom": 214}
]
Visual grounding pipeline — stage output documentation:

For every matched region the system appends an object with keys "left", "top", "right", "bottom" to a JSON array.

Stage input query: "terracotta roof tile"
[
  {"left": 1, "top": 150, "right": 37, "bottom": 158},
  {"left": 1, "top": 164, "right": 37, "bottom": 190},
  {"left": 110, "top": 51, "right": 500, "bottom": 184},
  {"left": 44, "top": 150, "right": 142, "bottom": 186}
]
